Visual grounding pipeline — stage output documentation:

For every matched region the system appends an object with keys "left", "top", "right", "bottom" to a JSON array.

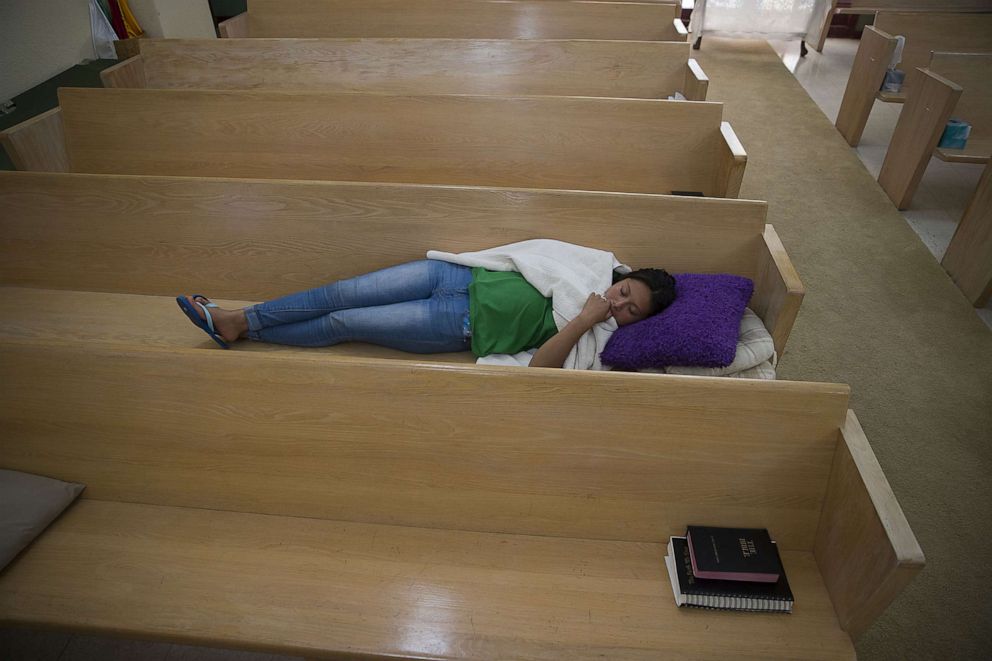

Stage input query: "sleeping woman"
[{"left": 177, "top": 240, "right": 676, "bottom": 369}]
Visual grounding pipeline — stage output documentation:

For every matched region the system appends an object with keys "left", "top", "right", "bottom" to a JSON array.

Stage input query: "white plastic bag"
[{"left": 89, "top": 0, "right": 119, "bottom": 59}]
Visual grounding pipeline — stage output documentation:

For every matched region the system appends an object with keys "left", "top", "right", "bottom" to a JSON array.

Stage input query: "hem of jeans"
[{"left": 244, "top": 305, "right": 263, "bottom": 333}]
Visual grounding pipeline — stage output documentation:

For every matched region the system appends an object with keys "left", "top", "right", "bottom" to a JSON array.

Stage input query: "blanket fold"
[{"left": 427, "top": 240, "right": 629, "bottom": 370}]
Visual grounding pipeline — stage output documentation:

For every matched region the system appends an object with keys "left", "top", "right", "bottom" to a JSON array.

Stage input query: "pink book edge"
[{"left": 686, "top": 530, "right": 780, "bottom": 583}]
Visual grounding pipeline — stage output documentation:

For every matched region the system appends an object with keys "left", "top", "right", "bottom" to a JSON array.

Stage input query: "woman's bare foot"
[{"left": 184, "top": 295, "right": 249, "bottom": 343}]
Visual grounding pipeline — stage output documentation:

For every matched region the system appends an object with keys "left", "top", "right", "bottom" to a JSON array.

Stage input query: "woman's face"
[{"left": 605, "top": 277, "right": 654, "bottom": 326}]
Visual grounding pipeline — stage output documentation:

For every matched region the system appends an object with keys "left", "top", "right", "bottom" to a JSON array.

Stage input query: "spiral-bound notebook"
[{"left": 665, "top": 537, "right": 794, "bottom": 613}]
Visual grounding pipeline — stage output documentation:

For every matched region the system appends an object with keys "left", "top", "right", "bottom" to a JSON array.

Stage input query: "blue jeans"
[{"left": 244, "top": 260, "right": 472, "bottom": 353}]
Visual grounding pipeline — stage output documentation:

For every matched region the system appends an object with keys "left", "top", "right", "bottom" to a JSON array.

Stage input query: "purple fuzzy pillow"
[{"left": 600, "top": 273, "right": 754, "bottom": 370}]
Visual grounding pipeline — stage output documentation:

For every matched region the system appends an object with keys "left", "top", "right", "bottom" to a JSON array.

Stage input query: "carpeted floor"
[{"left": 693, "top": 38, "right": 992, "bottom": 660}]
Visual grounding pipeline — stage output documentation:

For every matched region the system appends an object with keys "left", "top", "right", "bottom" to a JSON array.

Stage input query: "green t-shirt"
[{"left": 468, "top": 268, "right": 558, "bottom": 357}]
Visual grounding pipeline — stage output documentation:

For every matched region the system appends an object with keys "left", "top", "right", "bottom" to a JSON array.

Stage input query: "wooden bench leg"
[
  {"left": 877, "top": 69, "right": 962, "bottom": 210},
  {"left": 835, "top": 26, "right": 896, "bottom": 147},
  {"left": 942, "top": 160, "right": 992, "bottom": 307}
]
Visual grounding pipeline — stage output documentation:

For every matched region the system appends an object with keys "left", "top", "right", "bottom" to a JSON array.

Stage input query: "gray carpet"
[{"left": 693, "top": 37, "right": 992, "bottom": 660}]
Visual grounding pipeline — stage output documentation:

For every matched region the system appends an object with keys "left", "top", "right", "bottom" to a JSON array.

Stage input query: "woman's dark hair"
[{"left": 613, "top": 268, "right": 677, "bottom": 316}]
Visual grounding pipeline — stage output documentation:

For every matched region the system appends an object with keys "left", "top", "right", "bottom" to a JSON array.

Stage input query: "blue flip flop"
[{"left": 176, "top": 294, "right": 230, "bottom": 349}]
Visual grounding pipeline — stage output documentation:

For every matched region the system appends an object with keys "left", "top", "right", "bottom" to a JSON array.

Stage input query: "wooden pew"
[
  {"left": 810, "top": 1, "right": 992, "bottom": 54},
  {"left": 0, "top": 339, "right": 923, "bottom": 658},
  {"left": 877, "top": 52, "right": 992, "bottom": 209},
  {"left": 100, "top": 38, "right": 709, "bottom": 101},
  {"left": 834, "top": 12, "right": 992, "bottom": 147},
  {"left": 942, "top": 159, "right": 992, "bottom": 306},
  {"left": 1, "top": 88, "right": 747, "bottom": 198},
  {"left": 0, "top": 171, "right": 800, "bottom": 357},
  {"left": 218, "top": 0, "right": 688, "bottom": 42}
]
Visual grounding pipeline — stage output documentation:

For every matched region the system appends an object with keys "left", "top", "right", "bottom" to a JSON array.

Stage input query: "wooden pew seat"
[
  {"left": 101, "top": 38, "right": 710, "bottom": 101},
  {"left": 0, "top": 286, "right": 474, "bottom": 363},
  {"left": 1, "top": 499, "right": 855, "bottom": 660}
]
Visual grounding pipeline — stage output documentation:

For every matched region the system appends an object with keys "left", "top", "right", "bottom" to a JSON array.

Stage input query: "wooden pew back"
[
  {"left": 0, "top": 172, "right": 799, "bottom": 354},
  {"left": 102, "top": 38, "right": 703, "bottom": 100},
  {"left": 242, "top": 0, "right": 687, "bottom": 41},
  {"left": 55, "top": 88, "right": 738, "bottom": 196},
  {"left": 0, "top": 342, "right": 849, "bottom": 550},
  {"left": 873, "top": 12, "right": 992, "bottom": 96}
]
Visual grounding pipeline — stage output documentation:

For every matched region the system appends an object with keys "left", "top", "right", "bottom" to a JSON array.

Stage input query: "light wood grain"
[
  {"left": 0, "top": 342, "right": 849, "bottom": 548},
  {"left": 872, "top": 11, "right": 992, "bottom": 96},
  {"left": 942, "top": 159, "right": 992, "bottom": 306},
  {"left": 929, "top": 51, "right": 992, "bottom": 164},
  {"left": 841, "top": 0, "right": 992, "bottom": 12},
  {"left": 814, "top": 410, "right": 925, "bottom": 640},
  {"left": 246, "top": 0, "right": 688, "bottom": 41},
  {"left": 715, "top": 121, "right": 747, "bottom": 198},
  {"left": 751, "top": 225, "right": 804, "bottom": 359},
  {"left": 218, "top": 11, "right": 248, "bottom": 38},
  {"left": 0, "top": 172, "right": 801, "bottom": 347},
  {"left": 0, "top": 108, "right": 69, "bottom": 172},
  {"left": 0, "top": 500, "right": 855, "bottom": 660},
  {"left": 683, "top": 58, "right": 709, "bottom": 101},
  {"left": 58, "top": 88, "right": 731, "bottom": 195},
  {"left": 113, "top": 37, "right": 141, "bottom": 60},
  {"left": 100, "top": 54, "right": 147, "bottom": 89},
  {"left": 835, "top": 26, "right": 896, "bottom": 147},
  {"left": 878, "top": 68, "right": 961, "bottom": 209},
  {"left": 131, "top": 37, "right": 693, "bottom": 99}
]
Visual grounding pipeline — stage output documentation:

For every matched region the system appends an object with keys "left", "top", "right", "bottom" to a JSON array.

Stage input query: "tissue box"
[{"left": 938, "top": 119, "right": 971, "bottom": 149}]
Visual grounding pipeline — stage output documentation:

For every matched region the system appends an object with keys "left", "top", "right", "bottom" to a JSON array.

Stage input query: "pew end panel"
[
  {"left": 815, "top": 410, "right": 925, "bottom": 640},
  {"left": 750, "top": 224, "right": 804, "bottom": 359},
  {"left": 100, "top": 55, "right": 146, "bottom": 89},
  {"left": 835, "top": 26, "right": 897, "bottom": 147},
  {"left": 113, "top": 37, "right": 141, "bottom": 60},
  {"left": 219, "top": 12, "right": 249, "bottom": 38},
  {"left": 0, "top": 108, "right": 70, "bottom": 173},
  {"left": 942, "top": 159, "right": 992, "bottom": 306},
  {"left": 714, "top": 121, "right": 747, "bottom": 199},
  {"left": 878, "top": 68, "right": 962, "bottom": 209},
  {"left": 671, "top": 17, "right": 689, "bottom": 41},
  {"left": 683, "top": 58, "right": 709, "bottom": 101}
]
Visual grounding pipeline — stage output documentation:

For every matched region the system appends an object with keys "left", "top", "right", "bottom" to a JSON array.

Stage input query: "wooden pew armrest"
[
  {"left": 683, "top": 59, "right": 709, "bottom": 101},
  {"left": 835, "top": 25, "right": 898, "bottom": 146},
  {"left": 750, "top": 224, "right": 803, "bottom": 358},
  {"left": 0, "top": 108, "right": 69, "bottom": 173},
  {"left": 673, "top": 18, "right": 689, "bottom": 38},
  {"left": 218, "top": 11, "right": 249, "bottom": 38},
  {"left": 815, "top": 410, "right": 925, "bottom": 640},
  {"left": 100, "top": 55, "right": 146, "bottom": 89},
  {"left": 715, "top": 121, "right": 747, "bottom": 198}
]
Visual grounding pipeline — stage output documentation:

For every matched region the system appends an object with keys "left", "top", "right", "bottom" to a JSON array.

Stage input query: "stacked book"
[{"left": 664, "top": 525, "right": 794, "bottom": 613}]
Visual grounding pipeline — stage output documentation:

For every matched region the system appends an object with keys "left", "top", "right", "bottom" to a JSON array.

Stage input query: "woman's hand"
[{"left": 578, "top": 292, "right": 612, "bottom": 326}]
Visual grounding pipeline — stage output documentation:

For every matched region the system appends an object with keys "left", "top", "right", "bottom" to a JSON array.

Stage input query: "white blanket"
[{"left": 427, "top": 239, "right": 628, "bottom": 370}]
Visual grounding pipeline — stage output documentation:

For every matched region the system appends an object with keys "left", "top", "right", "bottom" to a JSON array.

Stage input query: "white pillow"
[{"left": 0, "top": 469, "right": 85, "bottom": 570}]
